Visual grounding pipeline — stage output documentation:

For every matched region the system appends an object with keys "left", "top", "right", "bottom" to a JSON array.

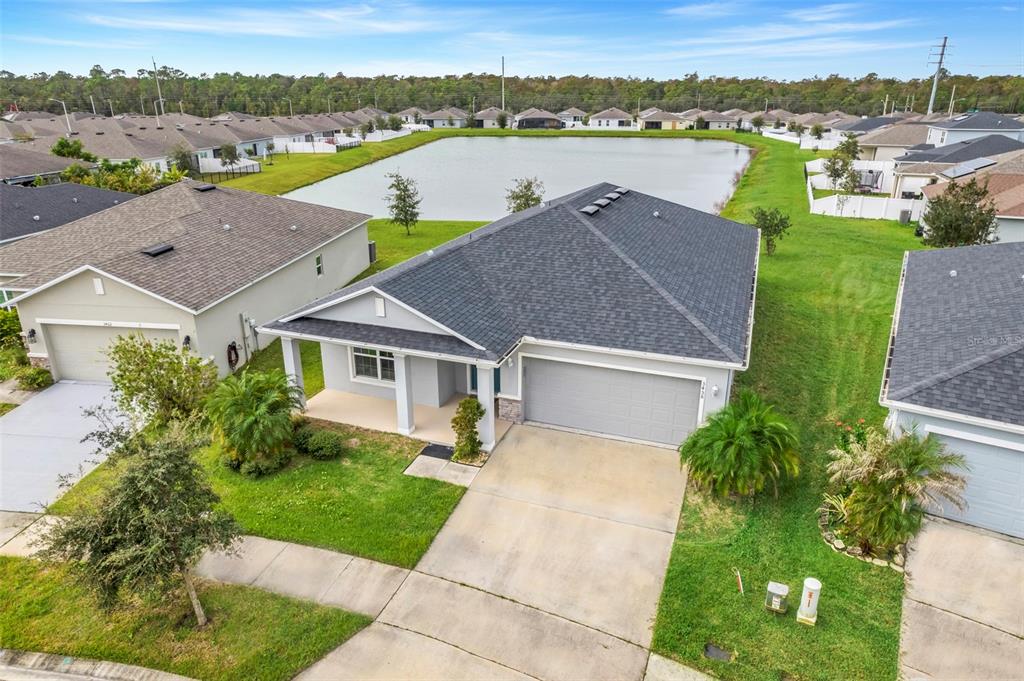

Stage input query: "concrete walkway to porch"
[{"left": 304, "top": 389, "right": 512, "bottom": 447}]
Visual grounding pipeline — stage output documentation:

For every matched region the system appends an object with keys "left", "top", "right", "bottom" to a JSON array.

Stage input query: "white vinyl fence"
[
  {"left": 197, "top": 156, "right": 261, "bottom": 174},
  {"left": 808, "top": 191, "right": 923, "bottom": 221}
]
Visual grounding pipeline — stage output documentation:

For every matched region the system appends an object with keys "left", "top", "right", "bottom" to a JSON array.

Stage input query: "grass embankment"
[
  {"left": 1, "top": 556, "right": 369, "bottom": 681},
  {"left": 651, "top": 136, "right": 918, "bottom": 680},
  {"left": 220, "top": 127, "right": 759, "bottom": 196}
]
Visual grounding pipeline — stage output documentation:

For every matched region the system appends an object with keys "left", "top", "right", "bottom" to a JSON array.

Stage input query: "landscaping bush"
[
  {"left": 827, "top": 427, "right": 968, "bottom": 553},
  {"left": 678, "top": 390, "right": 799, "bottom": 497},
  {"left": 16, "top": 365, "right": 53, "bottom": 390},
  {"left": 206, "top": 369, "right": 303, "bottom": 477},
  {"left": 0, "top": 308, "right": 21, "bottom": 345},
  {"left": 0, "top": 345, "right": 29, "bottom": 382},
  {"left": 451, "top": 396, "right": 485, "bottom": 462},
  {"left": 293, "top": 422, "right": 317, "bottom": 454},
  {"left": 307, "top": 430, "right": 346, "bottom": 460}
]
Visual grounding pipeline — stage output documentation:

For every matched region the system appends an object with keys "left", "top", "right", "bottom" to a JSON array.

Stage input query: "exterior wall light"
[
  {"left": 26, "top": 329, "right": 37, "bottom": 344},
  {"left": 182, "top": 335, "right": 192, "bottom": 350}
]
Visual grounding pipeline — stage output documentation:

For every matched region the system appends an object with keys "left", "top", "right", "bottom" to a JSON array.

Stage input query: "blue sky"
[{"left": 2, "top": 0, "right": 1022, "bottom": 79}]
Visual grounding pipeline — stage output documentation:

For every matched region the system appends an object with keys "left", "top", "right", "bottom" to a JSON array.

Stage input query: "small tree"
[
  {"left": 358, "top": 122, "right": 371, "bottom": 140},
  {"left": 695, "top": 115, "right": 706, "bottom": 130},
  {"left": 835, "top": 132, "right": 860, "bottom": 160},
  {"left": 823, "top": 153, "right": 854, "bottom": 190},
  {"left": 265, "top": 142, "right": 275, "bottom": 165},
  {"left": 750, "top": 115, "right": 765, "bottom": 132},
  {"left": 810, "top": 123, "right": 824, "bottom": 140},
  {"left": 168, "top": 145, "right": 195, "bottom": 176},
  {"left": 386, "top": 114, "right": 403, "bottom": 131},
  {"left": 772, "top": 119, "right": 783, "bottom": 129},
  {"left": 51, "top": 137, "right": 97, "bottom": 162},
  {"left": 207, "top": 369, "right": 303, "bottom": 477},
  {"left": 505, "top": 176, "right": 545, "bottom": 213},
  {"left": 107, "top": 334, "right": 218, "bottom": 425},
  {"left": 496, "top": 111, "right": 508, "bottom": 129},
  {"left": 451, "top": 396, "right": 485, "bottom": 461},
  {"left": 38, "top": 426, "right": 240, "bottom": 627},
  {"left": 922, "top": 178, "right": 999, "bottom": 247},
  {"left": 219, "top": 143, "right": 240, "bottom": 167},
  {"left": 751, "top": 206, "right": 792, "bottom": 255},
  {"left": 385, "top": 171, "right": 421, "bottom": 235},
  {"left": 446, "top": 114, "right": 454, "bottom": 127},
  {"left": 679, "top": 390, "right": 799, "bottom": 497}
]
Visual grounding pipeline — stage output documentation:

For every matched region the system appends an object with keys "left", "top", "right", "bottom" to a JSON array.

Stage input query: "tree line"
[{"left": 2, "top": 66, "right": 1021, "bottom": 118}]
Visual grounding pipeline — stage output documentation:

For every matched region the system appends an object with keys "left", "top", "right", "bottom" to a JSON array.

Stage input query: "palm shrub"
[
  {"left": 827, "top": 428, "right": 967, "bottom": 553},
  {"left": 207, "top": 369, "right": 303, "bottom": 477},
  {"left": 678, "top": 390, "right": 800, "bottom": 497}
]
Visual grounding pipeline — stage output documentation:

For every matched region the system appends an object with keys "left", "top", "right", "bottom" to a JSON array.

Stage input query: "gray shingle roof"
[
  {"left": 857, "top": 123, "right": 930, "bottom": 147},
  {"left": 929, "top": 112, "right": 1024, "bottom": 131},
  {"left": 559, "top": 107, "right": 587, "bottom": 116},
  {"left": 0, "top": 180, "right": 370, "bottom": 311},
  {"left": 263, "top": 317, "right": 490, "bottom": 359},
  {"left": 897, "top": 134, "right": 1024, "bottom": 164},
  {"left": 282, "top": 184, "right": 759, "bottom": 364},
  {"left": 832, "top": 116, "right": 901, "bottom": 133},
  {"left": 0, "top": 183, "right": 136, "bottom": 243},
  {"left": 589, "top": 108, "right": 633, "bottom": 120},
  {"left": 474, "top": 107, "right": 509, "bottom": 120},
  {"left": 883, "top": 242, "right": 1024, "bottom": 426},
  {"left": 0, "top": 144, "right": 86, "bottom": 181}
]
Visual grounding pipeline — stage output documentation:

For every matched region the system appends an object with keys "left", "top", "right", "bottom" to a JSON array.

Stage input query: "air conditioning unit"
[{"left": 368, "top": 240, "right": 377, "bottom": 263}]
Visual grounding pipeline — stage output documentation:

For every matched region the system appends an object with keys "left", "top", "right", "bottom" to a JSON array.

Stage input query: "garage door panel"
[
  {"left": 936, "top": 435, "right": 1023, "bottom": 538},
  {"left": 47, "top": 325, "right": 179, "bottom": 383},
  {"left": 523, "top": 358, "right": 701, "bottom": 446}
]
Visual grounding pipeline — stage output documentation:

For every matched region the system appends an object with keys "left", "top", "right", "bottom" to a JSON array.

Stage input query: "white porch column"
[
  {"left": 394, "top": 353, "right": 415, "bottom": 435},
  {"left": 281, "top": 337, "right": 306, "bottom": 408},
  {"left": 476, "top": 364, "right": 496, "bottom": 451}
]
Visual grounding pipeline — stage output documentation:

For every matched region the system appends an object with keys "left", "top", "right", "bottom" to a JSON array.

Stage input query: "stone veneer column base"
[
  {"left": 497, "top": 396, "right": 524, "bottom": 424},
  {"left": 28, "top": 355, "right": 51, "bottom": 370}
]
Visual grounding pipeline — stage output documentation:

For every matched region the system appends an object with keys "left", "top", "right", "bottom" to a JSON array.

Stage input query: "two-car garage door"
[
  {"left": 46, "top": 324, "right": 179, "bottom": 382},
  {"left": 934, "top": 434, "right": 1024, "bottom": 539},
  {"left": 523, "top": 358, "right": 702, "bottom": 447}
]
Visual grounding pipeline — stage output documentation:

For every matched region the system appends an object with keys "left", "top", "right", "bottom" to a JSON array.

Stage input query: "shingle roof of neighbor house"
[
  {"left": 269, "top": 183, "right": 760, "bottom": 365},
  {"left": 0, "top": 180, "right": 370, "bottom": 310},
  {"left": 516, "top": 108, "right": 560, "bottom": 120},
  {"left": 897, "top": 134, "right": 1024, "bottom": 164},
  {"left": 928, "top": 111, "right": 1024, "bottom": 131},
  {"left": 0, "top": 183, "right": 136, "bottom": 243},
  {"left": 589, "top": 107, "right": 633, "bottom": 120},
  {"left": 883, "top": 242, "right": 1024, "bottom": 427},
  {"left": 0, "top": 144, "right": 87, "bottom": 181},
  {"left": 559, "top": 107, "right": 587, "bottom": 117},
  {"left": 857, "top": 123, "right": 930, "bottom": 147},
  {"left": 424, "top": 107, "right": 468, "bottom": 120},
  {"left": 832, "top": 116, "right": 901, "bottom": 133},
  {"left": 474, "top": 106, "right": 508, "bottom": 120}
]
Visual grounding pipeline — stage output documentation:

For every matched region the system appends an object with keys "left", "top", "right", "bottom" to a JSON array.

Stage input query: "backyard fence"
[
  {"left": 808, "top": 190, "right": 923, "bottom": 221},
  {"left": 198, "top": 163, "right": 262, "bottom": 184}
]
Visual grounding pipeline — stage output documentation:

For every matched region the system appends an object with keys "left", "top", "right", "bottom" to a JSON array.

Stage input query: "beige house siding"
[
  {"left": 195, "top": 222, "right": 370, "bottom": 374},
  {"left": 16, "top": 270, "right": 195, "bottom": 374}
]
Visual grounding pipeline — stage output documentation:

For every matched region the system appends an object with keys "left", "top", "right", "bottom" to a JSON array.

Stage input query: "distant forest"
[{"left": 2, "top": 66, "right": 1021, "bottom": 117}]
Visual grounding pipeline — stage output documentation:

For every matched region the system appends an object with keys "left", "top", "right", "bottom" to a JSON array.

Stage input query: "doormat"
[{"left": 420, "top": 444, "right": 454, "bottom": 460}]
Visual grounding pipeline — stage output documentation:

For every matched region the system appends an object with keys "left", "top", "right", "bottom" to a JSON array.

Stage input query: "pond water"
[{"left": 285, "top": 136, "right": 753, "bottom": 220}]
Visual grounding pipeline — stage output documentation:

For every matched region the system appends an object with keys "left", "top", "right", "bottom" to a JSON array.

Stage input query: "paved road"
[
  {"left": 900, "top": 519, "right": 1024, "bottom": 680},
  {"left": 298, "top": 425, "right": 689, "bottom": 681},
  {"left": 0, "top": 382, "right": 111, "bottom": 512}
]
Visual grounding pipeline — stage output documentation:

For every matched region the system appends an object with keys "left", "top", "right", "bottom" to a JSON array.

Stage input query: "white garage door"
[
  {"left": 46, "top": 324, "right": 179, "bottom": 383},
  {"left": 935, "top": 434, "right": 1024, "bottom": 539},
  {"left": 523, "top": 358, "right": 702, "bottom": 446}
]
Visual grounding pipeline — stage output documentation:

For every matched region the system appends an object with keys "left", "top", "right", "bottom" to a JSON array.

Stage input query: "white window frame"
[
  {"left": 315, "top": 253, "right": 324, "bottom": 277},
  {"left": 350, "top": 346, "right": 396, "bottom": 385}
]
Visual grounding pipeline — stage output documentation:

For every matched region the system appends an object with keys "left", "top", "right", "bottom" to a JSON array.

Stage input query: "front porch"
[{"left": 304, "top": 389, "right": 513, "bottom": 448}]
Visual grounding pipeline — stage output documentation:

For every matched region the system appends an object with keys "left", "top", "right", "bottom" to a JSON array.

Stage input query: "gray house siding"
[{"left": 321, "top": 344, "right": 458, "bottom": 408}]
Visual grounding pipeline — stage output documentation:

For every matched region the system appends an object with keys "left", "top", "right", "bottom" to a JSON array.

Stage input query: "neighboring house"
[
  {"left": 637, "top": 110, "right": 685, "bottom": 130},
  {"left": 721, "top": 108, "right": 750, "bottom": 119},
  {"left": 474, "top": 106, "right": 510, "bottom": 128},
  {"left": 831, "top": 116, "right": 902, "bottom": 136},
  {"left": 924, "top": 111, "right": 1024, "bottom": 147},
  {"left": 515, "top": 108, "right": 562, "bottom": 129},
  {"left": 880, "top": 242, "right": 1023, "bottom": 539},
  {"left": 0, "top": 183, "right": 135, "bottom": 247},
  {"left": 422, "top": 107, "right": 470, "bottom": 128},
  {"left": 921, "top": 155, "right": 1024, "bottom": 243},
  {"left": 700, "top": 112, "right": 739, "bottom": 130},
  {"left": 0, "top": 143, "right": 86, "bottom": 185},
  {"left": 396, "top": 107, "right": 428, "bottom": 124},
  {"left": 892, "top": 134, "right": 1024, "bottom": 198},
  {"left": 260, "top": 183, "right": 759, "bottom": 451},
  {"left": 0, "top": 180, "right": 371, "bottom": 379},
  {"left": 588, "top": 108, "right": 634, "bottom": 128},
  {"left": 558, "top": 107, "right": 587, "bottom": 127},
  {"left": 857, "top": 123, "right": 930, "bottom": 161}
]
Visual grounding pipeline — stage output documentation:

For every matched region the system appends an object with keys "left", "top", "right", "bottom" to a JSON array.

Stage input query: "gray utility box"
[{"left": 765, "top": 581, "right": 790, "bottom": 614}]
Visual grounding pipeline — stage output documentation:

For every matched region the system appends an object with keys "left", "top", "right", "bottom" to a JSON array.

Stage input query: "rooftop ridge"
[{"left": 889, "top": 339, "right": 1024, "bottom": 403}]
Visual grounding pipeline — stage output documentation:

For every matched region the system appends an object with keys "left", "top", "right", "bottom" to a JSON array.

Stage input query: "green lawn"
[
  {"left": 0, "top": 402, "right": 16, "bottom": 416},
  {"left": 651, "top": 136, "right": 916, "bottom": 680},
  {"left": 50, "top": 421, "right": 464, "bottom": 568},
  {"left": 1, "top": 556, "right": 369, "bottom": 681}
]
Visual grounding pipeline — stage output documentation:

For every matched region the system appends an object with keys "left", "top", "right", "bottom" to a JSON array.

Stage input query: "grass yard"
[
  {"left": 651, "top": 136, "right": 917, "bottom": 680},
  {"left": 1, "top": 556, "right": 369, "bottom": 681},
  {"left": 0, "top": 402, "right": 16, "bottom": 416},
  {"left": 50, "top": 420, "right": 464, "bottom": 568}
]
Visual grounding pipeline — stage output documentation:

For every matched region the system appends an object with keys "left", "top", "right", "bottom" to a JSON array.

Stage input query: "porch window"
[{"left": 353, "top": 347, "right": 395, "bottom": 382}]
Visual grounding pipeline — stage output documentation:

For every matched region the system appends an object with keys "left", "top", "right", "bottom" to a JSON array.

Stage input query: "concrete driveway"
[
  {"left": 0, "top": 382, "right": 112, "bottom": 512},
  {"left": 299, "top": 425, "right": 688, "bottom": 681},
  {"left": 901, "top": 519, "right": 1024, "bottom": 680}
]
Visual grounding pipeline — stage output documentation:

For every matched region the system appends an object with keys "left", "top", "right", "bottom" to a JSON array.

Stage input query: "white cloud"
[
  {"left": 3, "top": 34, "right": 144, "bottom": 48},
  {"left": 665, "top": 2, "right": 741, "bottom": 18},
  {"left": 785, "top": 3, "right": 859, "bottom": 22},
  {"left": 669, "top": 18, "right": 914, "bottom": 46}
]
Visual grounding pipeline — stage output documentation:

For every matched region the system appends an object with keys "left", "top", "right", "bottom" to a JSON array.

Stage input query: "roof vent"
[
  {"left": 142, "top": 243, "right": 174, "bottom": 257},
  {"left": 653, "top": 210, "right": 661, "bottom": 218},
  {"left": 32, "top": 215, "right": 40, "bottom": 221},
  {"left": 223, "top": 224, "right": 231, "bottom": 230},
  {"left": 579, "top": 205, "right": 600, "bottom": 215},
  {"left": 949, "top": 269, "right": 957, "bottom": 277},
  {"left": 594, "top": 198, "right": 611, "bottom": 207},
  {"left": 289, "top": 225, "right": 298, "bottom": 231},
  {"left": 605, "top": 192, "right": 621, "bottom": 200},
  {"left": 72, "top": 197, "right": 78, "bottom": 203},
  {"left": 95, "top": 131, "right": 104, "bottom": 135},
  {"left": 615, "top": 187, "right": 629, "bottom": 194},
  {"left": 193, "top": 183, "right": 216, "bottom": 192}
]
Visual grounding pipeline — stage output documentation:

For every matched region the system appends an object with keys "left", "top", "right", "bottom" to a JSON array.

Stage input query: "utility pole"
[
  {"left": 883, "top": 94, "right": 889, "bottom": 115},
  {"left": 107, "top": 99, "right": 115, "bottom": 116},
  {"left": 501, "top": 56, "right": 505, "bottom": 112},
  {"left": 153, "top": 100, "right": 161, "bottom": 127},
  {"left": 179, "top": 100, "right": 184, "bottom": 114},
  {"left": 926, "top": 36, "right": 948, "bottom": 115},
  {"left": 152, "top": 57, "right": 166, "bottom": 115},
  {"left": 286, "top": 98, "right": 293, "bottom": 116},
  {"left": 89, "top": 95, "right": 97, "bottom": 115},
  {"left": 328, "top": 95, "right": 332, "bottom": 115},
  {"left": 49, "top": 98, "right": 72, "bottom": 134},
  {"left": 947, "top": 85, "right": 957, "bottom": 118},
  {"left": 764, "top": 98, "right": 769, "bottom": 113},
  {"left": 140, "top": 95, "right": 146, "bottom": 115}
]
